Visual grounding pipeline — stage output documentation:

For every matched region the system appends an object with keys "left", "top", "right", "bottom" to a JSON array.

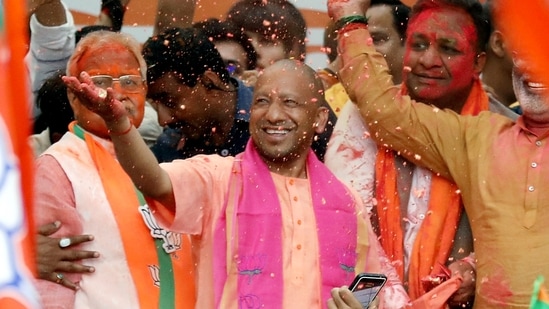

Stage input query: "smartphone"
[{"left": 348, "top": 273, "right": 387, "bottom": 309}]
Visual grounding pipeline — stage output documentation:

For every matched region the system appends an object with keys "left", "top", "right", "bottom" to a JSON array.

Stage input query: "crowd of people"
[{"left": 24, "top": 0, "right": 549, "bottom": 308}]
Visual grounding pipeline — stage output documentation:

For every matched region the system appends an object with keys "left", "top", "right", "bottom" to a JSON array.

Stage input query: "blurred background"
[{"left": 63, "top": 0, "right": 418, "bottom": 69}]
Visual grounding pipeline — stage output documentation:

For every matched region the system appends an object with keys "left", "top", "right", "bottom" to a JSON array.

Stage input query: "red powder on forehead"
[
  {"left": 408, "top": 7, "right": 478, "bottom": 48},
  {"left": 403, "top": 6, "right": 480, "bottom": 105}
]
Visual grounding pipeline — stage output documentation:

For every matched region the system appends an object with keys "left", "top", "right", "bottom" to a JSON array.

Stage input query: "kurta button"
[
  {"left": 297, "top": 244, "right": 302, "bottom": 250},
  {"left": 418, "top": 214, "right": 425, "bottom": 220},
  {"left": 536, "top": 141, "right": 542, "bottom": 147},
  {"left": 528, "top": 186, "right": 535, "bottom": 192},
  {"left": 293, "top": 196, "right": 298, "bottom": 201},
  {"left": 531, "top": 162, "right": 538, "bottom": 168}
]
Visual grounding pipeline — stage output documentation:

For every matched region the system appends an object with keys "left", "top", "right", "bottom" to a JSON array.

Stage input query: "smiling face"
[
  {"left": 404, "top": 7, "right": 482, "bottom": 110},
  {"left": 250, "top": 60, "right": 328, "bottom": 168},
  {"left": 69, "top": 44, "right": 146, "bottom": 138},
  {"left": 512, "top": 54, "right": 549, "bottom": 125}
]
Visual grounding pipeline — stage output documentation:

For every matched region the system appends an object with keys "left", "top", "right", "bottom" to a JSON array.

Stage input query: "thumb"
[{"left": 37, "top": 221, "right": 61, "bottom": 236}]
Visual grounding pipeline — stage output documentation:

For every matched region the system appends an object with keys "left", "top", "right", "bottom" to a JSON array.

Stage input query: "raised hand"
[
  {"left": 327, "top": 0, "right": 371, "bottom": 21},
  {"left": 36, "top": 221, "right": 99, "bottom": 290},
  {"left": 62, "top": 71, "right": 128, "bottom": 126}
]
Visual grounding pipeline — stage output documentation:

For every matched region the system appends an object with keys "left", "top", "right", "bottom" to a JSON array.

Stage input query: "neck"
[
  {"left": 482, "top": 62, "right": 516, "bottom": 106},
  {"left": 210, "top": 89, "right": 238, "bottom": 146},
  {"left": 264, "top": 156, "right": 308, "bottom": 179},
  {"left": 522, "top": 114, "right": 549, "bottom": 137}
]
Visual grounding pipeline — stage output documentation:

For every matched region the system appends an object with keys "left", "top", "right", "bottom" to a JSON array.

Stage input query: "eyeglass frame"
[{"left": 89, "top": 74, "right": 145, "bottom": 93}]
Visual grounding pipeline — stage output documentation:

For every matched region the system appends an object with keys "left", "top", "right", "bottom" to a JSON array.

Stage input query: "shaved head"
[{"left": 259, "top": 59, "right": 326, "bottom": 107}]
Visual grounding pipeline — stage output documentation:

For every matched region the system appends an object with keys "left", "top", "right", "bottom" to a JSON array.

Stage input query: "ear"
[
  {"left": 67, "top": 89, "right": 79, "bottom": 114},
  {"left": 489, "top": 31, "right": 507, "bottom": 58},
  {"left": 200, "top": 70, "right": 224, "bottom": 90},
  {"left": 314, "top": 106, "right": 330, "bottom": 135},
  {"left": 474, "top": 51, "right": 486, "bottom": 75}
]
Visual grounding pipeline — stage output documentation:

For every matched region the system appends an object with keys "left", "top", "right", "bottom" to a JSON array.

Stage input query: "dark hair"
[
  {"left": 34, "top": 71, "right": 74, "bottom": 141},
  {"left": 482, "top": 0, "right": 495, "bottom": 34},
  {"left": 226, "top": 0, "right": 307, "bottom": 60},
  {"left": 75, "top": 25, "right": 113, "bottom": 45},
  {"left": 323, "top": 0, "right": 410, "bottom": 63},
  {"left": 100, "top": 0, "right": 126, "bottom": 31},
  {"left": 411, "top": 0, "right": 489, "bottom": 52},
  {"left": 371, "top": 0, "right": 411, "bottom": 41},
  {"left": 142, "top": 27, "right": 229, "bottom": 87},
  {"left": 323, "top": 21, "right": 339, "bottom": 63},
  {"left": 193, "top": 18, "right": 257, "bottom": 70}
]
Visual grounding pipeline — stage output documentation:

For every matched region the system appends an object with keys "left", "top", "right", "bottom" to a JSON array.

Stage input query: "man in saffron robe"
[{"left": 64, "top": 58, "right": 406, "bottom": 308}]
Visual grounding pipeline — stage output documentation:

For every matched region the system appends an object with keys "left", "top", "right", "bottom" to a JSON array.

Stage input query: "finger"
[
  {"left": 61, "top": 234, "right": 95, "bottom": 247},
  {"left": 330, "top": 287, "right": 347, "bottom": 307},
  {"left": 60, "top": 277, "right": 80, "bottom": 291},
  {"left": 62, "top": 75, "right": 84, "bottom": 92},
  {"left": 79, "top": 71, "right": 93, "bottom": 83},
  {"left": 338, "top": 288, "right": 360, "bottom": 307},
  {"left": 50, "top": 272, "right": 79, "bottom": 291},
  {"left": 56, "top": 260, "right": 96, "bottom": 274},
  {"left": 326, "top": 298, "right": 337, "bottom": 309},
  {"left": 37, "top": 221, "right": 61, "bottom": 236},
  {"left": 61, "top": 248, "right": 100, "bottom": 262}
]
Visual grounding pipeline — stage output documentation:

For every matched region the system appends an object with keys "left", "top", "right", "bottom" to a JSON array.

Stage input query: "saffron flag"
[
  {"left": 0, "top": 0, "right": 40, "bottom": 308},
  {"left": 497, "top": 0, "right": 549, "bottom": 88},
  {"left": 531, "top": 276, "right": 549, "bottom": 309}
]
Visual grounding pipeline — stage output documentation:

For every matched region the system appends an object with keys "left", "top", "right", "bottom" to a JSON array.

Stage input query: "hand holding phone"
[{"left": 349, "top": 273, "right": 387, "bottom": 308}]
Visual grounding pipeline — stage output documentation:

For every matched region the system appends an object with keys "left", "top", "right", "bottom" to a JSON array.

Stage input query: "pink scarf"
[{"left": 213, "top": 140, "right": 359, "bottom": 308}]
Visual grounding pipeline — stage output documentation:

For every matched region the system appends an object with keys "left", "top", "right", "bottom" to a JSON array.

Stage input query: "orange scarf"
[
  {"left": 69, "top": 123, "right": 195, "bottom": 308},
  {"left": 375, "top": 79, "right": 488, "bottom": 300}
]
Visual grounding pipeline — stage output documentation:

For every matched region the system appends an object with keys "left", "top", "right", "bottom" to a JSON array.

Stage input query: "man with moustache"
[
  {"left": 33, "top": 31, "right": 195, "bottom": 308},
  {"left": 328, "top": 0, "right": 549, "bottom": 308},
  {"left": 145, "top": 27, "right": 335, "bottom": 162},
  {"left": 326, "top": 0, "right": 500, "bottom": 307}
]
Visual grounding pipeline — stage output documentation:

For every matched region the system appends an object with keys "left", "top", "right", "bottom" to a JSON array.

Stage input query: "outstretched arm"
[{"left": 63, "top": 72, "right": 176, "bottom": 210}]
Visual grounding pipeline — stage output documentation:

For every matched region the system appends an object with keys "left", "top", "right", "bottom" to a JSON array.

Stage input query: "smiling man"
[
  {"left": 66, "top": 58, "right": 404, "bottom": 308},
  {"left": 34, "top": 31, "right": 195, "bottom": 308},
  {"left": 329, "top": 0, "right": 549, "bottom": 307},
  {"left": 144, "top": 27, "right": 334, "bottom": 163},
  {"left": 325, "top": 0, "right": 504, "bottom": 307}
]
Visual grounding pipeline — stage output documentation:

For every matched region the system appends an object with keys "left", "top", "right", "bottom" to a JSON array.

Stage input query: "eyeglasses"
[{"left": 90, "top": 75, "right": 144, "bottom": 93}]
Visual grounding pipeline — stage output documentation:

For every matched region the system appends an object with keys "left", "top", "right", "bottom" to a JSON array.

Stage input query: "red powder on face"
[{"left": 403, "top": 7, "right": 479, "bottom": 105}]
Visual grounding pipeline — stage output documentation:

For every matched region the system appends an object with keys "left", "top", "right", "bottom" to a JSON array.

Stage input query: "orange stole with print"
[{"left": 71, "top": 123, "right": 196, "bottom": 308}]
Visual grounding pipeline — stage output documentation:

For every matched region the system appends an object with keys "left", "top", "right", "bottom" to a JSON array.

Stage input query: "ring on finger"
[
  {"left": 59, "top": 237, "right": 71, "bottom": 248},
  {"left": 97, "top": 88, "right": 107, "bottom": 99},
  {"left": 55, "top": 273, "right": 64, "bottom": 284}
]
